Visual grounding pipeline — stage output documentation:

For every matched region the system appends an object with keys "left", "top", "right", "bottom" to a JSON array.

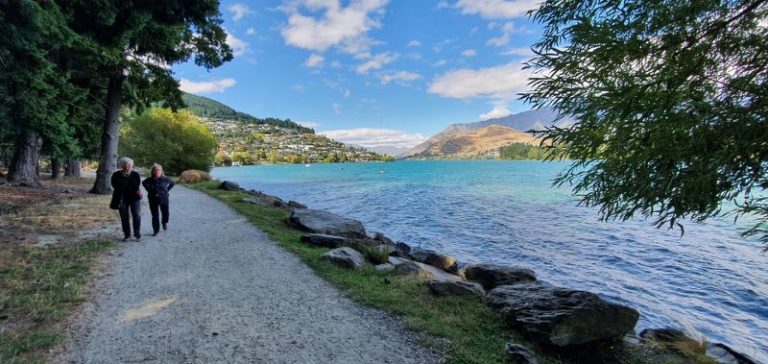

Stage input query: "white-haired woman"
[
  {"left": 142, "top": 164, "right": 175, "bottom": 236},
  {"left": 111, "top": 157, "right": 143, "bottom": 240}
]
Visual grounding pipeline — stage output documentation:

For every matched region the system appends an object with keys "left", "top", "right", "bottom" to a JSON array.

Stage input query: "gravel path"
[{"left": 54, "top": 186, "right": 441, "bottom": 363}]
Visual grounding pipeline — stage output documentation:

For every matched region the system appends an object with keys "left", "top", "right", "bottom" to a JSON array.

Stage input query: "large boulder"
[
  {"left": 300, "top": 234, "right": 348, "bottom": 248},
  {"left": 320, "top": 247, "right": 366, "bottom": 270},
  {"left": 487, "top": 283, "right": 639, "bottom": 346},
  {"left": 706, "top": 343, "right": 758, "bottom": 364},
  {"left": 219, "top": 180, "right": 240, "bottom": 191},
  {"left": 392, "top": 260, "right": 464, "bottom": 283},
  {"left": 288, "top": 200, "right": 307, "bottom": 209},
  {"left": 410, "top": 249, "right": 458, "bottom": 273},
  {"left": 289, "top": 209, "right": 367, "bottom": 239},
  {"left": 178, "top": 170, "right": 211, "bottom": 184},
  {"left": 461, "top": 263, "right": 537, "bottom": 290},
  {"left": 427, "top": 280, "right": 484, "bottom": 297}
]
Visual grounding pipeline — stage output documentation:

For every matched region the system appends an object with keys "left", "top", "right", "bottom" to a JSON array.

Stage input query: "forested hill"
[{"left": 182, "top": 93, "right": 314, "bottom": 134}]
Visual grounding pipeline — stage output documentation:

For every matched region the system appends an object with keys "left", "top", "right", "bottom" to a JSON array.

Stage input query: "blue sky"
[{"left": 173, "top": 0, "right": 543, "bottom": 149}]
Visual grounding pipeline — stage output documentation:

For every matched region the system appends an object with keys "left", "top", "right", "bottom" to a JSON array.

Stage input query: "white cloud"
[
  {"left": 486, "top": 21, "right": 523, "bottom": 47},
  {"left": 246, "top": 27, "right": 256, "bottom": 35},
  {"left": 330, "top": 60, "right": 343, "bottom": 68},
  {"left": 377, "top": 70, "right": 422, "bottom": 85},
  {"left": 333, "top": 102, "right": 341, "bottom": 114},
  {"left": 456, "top": 0, "right": 539, "bottom": 19},
  {"left": 228, "top": 4, "right": 254, "bottom": 21},
  {"left": 428, "top": 61, "right": 531, "bottom": 101},
  {"left": 281, "top": 0, "right": 389, "bottom": 55},
  {"left": 436, "top": 1, "right": 450, "bottom": 9},
  {"left": 305, "top": 53, "right": 325, "bottom": 67},
  {"left": 179, "top": 78, "right": 237, "bottom": 94},
  {"left": 501, "top": 47, "right": 534, "bottom": 57},
  {"left": 432, "top": 59, "right": 448, "bottom": 67},
  {"left": 479, "top": 105, "right": 512, "bottom": 120},
  {"left": 407, "top": 40, "right": 422, "bottom": 48},
  {"left": 355, "top": 51, "right": 398, "bottom": 74},
  {"left": 462, "top": 49, "right": 477, "bottom": 57},
  {"left": 226, "top": 30, "right": 249, "bottom": 56},
  {"left": 320, "top": 128, "right": 427, "bottom": 148},
  {"left": 292, "top": 84, "right": 306, "bottom": 92}
]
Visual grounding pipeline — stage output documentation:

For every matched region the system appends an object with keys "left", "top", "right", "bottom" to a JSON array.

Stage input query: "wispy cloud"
[
  {"left": 479, "top": 105, "right": 512, "bottom": 120},
  {"left": 332, "top": 102, "right": 341, "bottom": 114},
  {"left": 179, "top": 78, "right": 237, "bottom": 94},
  {"left": 455, "top": 0, "right": 539, "bottom": 19},
  {"left": 500, "top": 47, "right": 534, "bottom": 57},
  {"left": 428, "top": 61, "right": 531, "bottom": 100},
  {"left": 305, "top": 53, "right": 325, "bottom": 68},
  {"left": 486, "top": 21, "right": 524, "bottom": 47},
  {"left": 228, "top": 4, "right": 254, "bottom": 21},
  {"left": 226, "top": 30, "right": 249, "bottom": 56},
  {"left": 461, "top": 49, "right": 477, "bottom": 57},
  {"left": 355, "top": 52, "right": 398, "bottom": 74},
  {"left": 320, "top": 128, "right": 427, "bottom": 148},
  {"left": 246, "top": 27, "right": 256, "bottom": 36},
  {"left": 281, "top": 0, "right": 389, "bottom": 56},
  {"left": 377, "top": 70, "right": 422, "bottom": 85},
  {"left": 407, "top": 40, "right": 422, "bottom": 48}
]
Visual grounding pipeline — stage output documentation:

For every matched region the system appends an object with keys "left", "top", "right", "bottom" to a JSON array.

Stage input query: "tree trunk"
[
  {"left": 7, "top": 130, "right": 43, "bottom": 187},
  {"left": 51, "top": 158, "right": 62, "bottom": 179},
  {"left": 90, "top": 72, "right": 125, "bottom": 194},
  {"left": 64, "top": 158, "right": 81, "bottom": 178}
]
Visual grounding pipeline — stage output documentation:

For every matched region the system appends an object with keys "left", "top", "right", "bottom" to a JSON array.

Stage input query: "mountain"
[
  {"left": 182, "top": 93, "right": 391, "bottom": 164},
  {"left": 408, "top": 125, "right": 538, "bottom": 159},
  {"left": 406, "top": 108, "right": 564, "bottom": 159}
]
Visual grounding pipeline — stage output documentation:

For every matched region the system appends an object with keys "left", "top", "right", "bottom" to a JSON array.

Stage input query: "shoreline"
[{"left": 193, "top": 178, "right": 759, "bottom": 363}]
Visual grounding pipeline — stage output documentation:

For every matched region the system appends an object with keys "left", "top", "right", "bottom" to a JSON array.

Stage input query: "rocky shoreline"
[{"left": 218, "top": 179, "right": 757, "bottom": 364}]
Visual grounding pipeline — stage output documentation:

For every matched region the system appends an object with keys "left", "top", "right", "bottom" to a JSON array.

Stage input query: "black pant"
[
  {"left": 148, "top": 199, "right": 169, "bottom": 233},
  {"left": 119, "top": 200, "right": 141, "bottom": 238}
]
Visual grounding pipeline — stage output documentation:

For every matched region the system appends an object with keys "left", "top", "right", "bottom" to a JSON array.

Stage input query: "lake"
[{"left": 212, "top": 160, "right": 767, "bottom": 360}]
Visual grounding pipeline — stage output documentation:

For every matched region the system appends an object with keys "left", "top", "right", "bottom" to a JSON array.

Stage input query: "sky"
[{"left": 173, "top": 0, "right": 545, "bottom": 149}]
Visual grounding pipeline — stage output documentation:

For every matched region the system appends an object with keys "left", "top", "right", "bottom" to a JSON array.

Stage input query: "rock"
[
  {"left": 289, "top": 209, "right": 367, "bottom": 239},
  {"left": 706, "top": 343, "right": 758, "bottom": 364},
  {"left": 487, "top": 283, "right": 640, "bottom": 346},
  {"left": 320, "top": 247, "right": 366, "bottom": 270},
  {"left": 461, "top": 263, "right": 537, "bottom": 290},
  {"left": 391, "top": 242, "right": 412, "bottom": 257},
  {"left": 178, "top": 170, "right": 211, "bottom": 184},
  {"left": 411, "top": 249, "right": 458, "bottom": 273},
  {"left": 370, "top": 232, "right": 396, "bottom": 246},
  {"left": 288, "top": 200, "right": 307, "bottom": 209},
  {"left": 300, "top": 234, "right": 348, "bottom": 248},
  {"left": 427, "top": 280, "right": 484, "bottom": 297},
  {"left": 219, "top": 180, "right": 240, "bottom": 191},
  {"left": 392, "top": 260, "right": 464, "bottom": 283},
  {"left": 505, "top": 343, "right": 539, "bottom": 364},
  {"left": 375, "top": 263, "right": 395, "bottom": 272},
  {"left": 242, "top": 193, "right": 286, "bottom": 208}
]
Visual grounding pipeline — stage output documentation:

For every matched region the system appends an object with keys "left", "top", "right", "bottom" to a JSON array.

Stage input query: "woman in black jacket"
[
  {"left": 142, "top": 164, "right": 175, "bottom": 236},
  {"left": 111, "top": 157, "right": 143, "bottom": 241}
]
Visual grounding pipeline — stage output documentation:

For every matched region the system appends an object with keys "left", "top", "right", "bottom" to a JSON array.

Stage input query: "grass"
[
  {"left": 0, "top": 240, "right": 115, "bottom": 364},
  {"left": 188, "top": 181, "right": 534, "bottom": 363}
]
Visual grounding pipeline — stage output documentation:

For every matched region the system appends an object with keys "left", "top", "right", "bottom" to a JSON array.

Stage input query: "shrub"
[{"left": 119, "top": 108, "right": 217, "bottom": 175}]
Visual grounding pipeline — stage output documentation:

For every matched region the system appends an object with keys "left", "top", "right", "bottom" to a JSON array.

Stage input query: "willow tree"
[
  {"left": 522, "top": 1, "right": 768, "bottom": 246},
  {"left": 61, "top": 0, "right": 232, "bottom": 194}
]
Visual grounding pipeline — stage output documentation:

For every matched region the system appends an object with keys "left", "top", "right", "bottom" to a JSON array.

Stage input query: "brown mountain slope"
[{"left": 408, "top": 124, "right": 538, "bottom": 159}]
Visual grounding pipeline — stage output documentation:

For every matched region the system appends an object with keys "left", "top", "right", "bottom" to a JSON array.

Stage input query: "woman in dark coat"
[
  {"left": 111, "top": 157, "right": 142, "bottom": 241},
  {"left": 142, "top": 164, "right": 175, "bottom": 236}
]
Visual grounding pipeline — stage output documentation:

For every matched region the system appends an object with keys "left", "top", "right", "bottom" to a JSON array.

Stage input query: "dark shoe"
[
  {"left": 162, "top": 223, "right": 168, "bottom": 231},
  {"left": 152, "top": 231, "right": 159, "bottom": 236},
  {"left": 135, "top": 234, "right": 141, "bottom": 240},
  {"left": 123, "top": 236, "right": 130, "bottom": 242}
]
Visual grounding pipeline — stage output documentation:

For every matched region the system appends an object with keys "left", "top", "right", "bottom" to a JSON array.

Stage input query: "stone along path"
[{"left": 54, "top": 186, "right": 441, "bottom": 363}]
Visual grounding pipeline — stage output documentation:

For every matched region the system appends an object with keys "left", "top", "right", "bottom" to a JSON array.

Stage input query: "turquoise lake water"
[{"left": 212, "top": 160, "right": 767, "bottom": 360}]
